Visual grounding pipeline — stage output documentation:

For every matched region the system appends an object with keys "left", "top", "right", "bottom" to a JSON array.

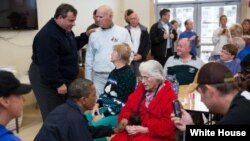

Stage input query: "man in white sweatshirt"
[{"left": 85, "top": 5, "right": 132, "bottom": 97}]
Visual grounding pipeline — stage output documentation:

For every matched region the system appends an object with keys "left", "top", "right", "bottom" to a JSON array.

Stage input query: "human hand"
[
  {"left": 170, "top": 109, "right": 194, "bottom": 132},
  {"left": 91, "top": 103, "right": 100, "bottom": 117},
  {"left": 219, "top": 29, "right": 227, "bottom": 36},
  {"left": 234, "top": 73, "right": 241, "bottom": 83},
  {"left": 189, "top": 35, "right": 196, "bottom": 41},
  {"left": 169, "top": 33, "right": 174, "bottom": 39},
  {"left": 117, "top": 118, "right": 128, "bottom": 132},
  {"left": 57, "top": 84, "right": 67, "bottom": 95},
  {"left": 163, "top": 32, "right": 169, "bottom": 39},
  {"left": 126, "top": 125, "right": 148, "bottom": 135},
  {"left": 86, "top": 28, "right": 96, "bottom": 36},
  {"left": 133, "top": 54, "right": 142, "bottom": 61}
]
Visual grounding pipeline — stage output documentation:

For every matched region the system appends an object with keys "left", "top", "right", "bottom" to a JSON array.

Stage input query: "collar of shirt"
[
  {"left": 101, "top": 23, "right": 114, "bottom": 30},
  {"left": 161, "top": 21, "right": 169, "bottom": 26}
]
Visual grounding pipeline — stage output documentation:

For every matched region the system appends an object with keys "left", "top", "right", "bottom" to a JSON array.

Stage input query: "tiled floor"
[{"left": 14, "top": 105, "right": 42, "bottom": 141}]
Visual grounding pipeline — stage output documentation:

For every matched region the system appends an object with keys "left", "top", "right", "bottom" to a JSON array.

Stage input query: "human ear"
[
  {"left": 205, "top": 84, "right": 216, "bottom": 98},
  {"left": 0, "top": 97, "right": 10, "bottom": 108}
]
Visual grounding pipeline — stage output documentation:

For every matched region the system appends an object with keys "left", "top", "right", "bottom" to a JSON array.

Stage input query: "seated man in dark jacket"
[{"left": 34, "top": 79, "right": 118, "bottom": 141}]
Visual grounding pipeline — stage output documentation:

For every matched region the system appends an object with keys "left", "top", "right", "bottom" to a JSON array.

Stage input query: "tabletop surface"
[{"left": 178, "top": 85, "right": 209, "bottom": 112}]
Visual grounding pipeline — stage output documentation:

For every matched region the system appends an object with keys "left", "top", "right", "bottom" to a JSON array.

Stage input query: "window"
[{"left": 155, "top": 0, "right": 241, "bottom": 62}]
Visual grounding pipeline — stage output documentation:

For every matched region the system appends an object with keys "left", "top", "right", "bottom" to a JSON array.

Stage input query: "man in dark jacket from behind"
[{"left": 34, "top": 78, "right": 118, "bottom": 141}]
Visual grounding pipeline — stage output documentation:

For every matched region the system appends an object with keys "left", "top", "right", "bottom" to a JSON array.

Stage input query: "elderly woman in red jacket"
[{"left": 111, "top": 60, "right": 177, "bottom": 141}]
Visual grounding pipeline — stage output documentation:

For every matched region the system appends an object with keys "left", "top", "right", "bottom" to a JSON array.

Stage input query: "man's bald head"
[
  {"left": 96, "top": 5, "right": 113, "bottom": 28},
  {"left": 176, "top": 38, "right": 192, "bottom": 57},
  {"left": 97, "top": 5, "right": 113, "bottom": 18}
]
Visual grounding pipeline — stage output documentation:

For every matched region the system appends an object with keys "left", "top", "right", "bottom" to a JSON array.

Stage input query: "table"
[
  {"left": 179, "top": 85, "right": 215, "bottom": 125},
  {"left": 178, "top": 85, "right": 209, "bottom": 113}
]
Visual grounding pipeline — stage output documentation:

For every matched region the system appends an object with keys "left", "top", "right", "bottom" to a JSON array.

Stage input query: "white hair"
[
  {"left": 97, "top": 4, "right": 113, "bottom": 17},
  {"left": 139, "top": 60, "right": 164, "bottom": 81},
  {"left": 230, "top": 37, "right": 246, "bottom": 51}
]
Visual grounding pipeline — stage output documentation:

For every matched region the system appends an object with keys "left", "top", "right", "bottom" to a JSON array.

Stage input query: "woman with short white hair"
[{"left": 112, "top": 60, "right": 177, "bottom": 141}]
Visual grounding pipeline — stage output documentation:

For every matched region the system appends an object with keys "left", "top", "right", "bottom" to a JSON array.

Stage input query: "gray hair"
[
  {"left": 230, "top": 37, "right": 246, "bottom": 51},
  {"left": 139, "top": 60, "right": 164, "bottom": 81},
  {"left": 68, "top": 78, "right": 93, "bottom": 99}
]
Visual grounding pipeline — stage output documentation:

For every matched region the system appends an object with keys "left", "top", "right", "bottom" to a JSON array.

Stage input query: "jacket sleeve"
[
  {"left": 140, "top": 30, "right": 151, "bottom": 61},
  {"left": 118, "top": 85, "right": 143, "bottom": 122},
  {"left": 75, "top": 32, "right": 89, "bottom": 50},
  {"left": 212, "top": 28, "right": 220, "bottom": 45},
  {"left": 85, "top": 35, "right": 95, "bottom": 80},
  {"left": 68, "top": 116, "right": 113, "bottom": 140},
  {"left": 150, "top": 24, "right": 165, "bottom": 45},
  {"left": 35, "top": 34, "right": 64, "bottom": 88},
  {"left": 147, "top": 85, "right": 177, "bottom": 137},
  {"left": 163, "top": 56, "right": 172, "bottom": 77},
  {"left": 172, "top": 29, "right": 178, "bottom": 42},
  {"left": 89, "top": 125, "right": 113, "bottom": 138}
]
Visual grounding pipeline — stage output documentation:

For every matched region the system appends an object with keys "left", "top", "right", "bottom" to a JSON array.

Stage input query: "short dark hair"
[
  {"left": 68, "top": 78, "right": 93, "bottom": 99},
  {"left": 93, "top": 9, "right": 97, "bottom": 16},
  {"left": 242, "top": 18, "right": 250, "bottom": 27},
  {"left": 222, "top": 44, "right": 238, "bottom": 58},
  {"left": 125, "top": 9, "right": 134, "bottom": 17},
  {"left": 160, "top": 9, "right": 170, "bottom": 17},
  {"left": 198, "top": 82, "right": 238, "bottom": 97},
  {"left": 184, "top": 19, "right": 191, "bottom": 26},
  {"left": 219, "top": 15, "right": 227, "bottom": 22},
  {"left": 170, "top": 20, "right": 178, "bottom": 25},
  {"left": 54, "top": 3, "right": 77, "bottom": 19}
]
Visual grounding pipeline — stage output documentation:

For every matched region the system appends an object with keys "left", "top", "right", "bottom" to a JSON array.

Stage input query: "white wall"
[
  {"left": 123, "top": 0, "right": 151, "bottom": 28},
  {"left": 241, "top": 0, "right": 250, "bottom": 21},
  {"left": 1, "top": 0, "right": 248, "bottom": 76},
  {"left": 0, "top": 0, "right": 152, "bottom": 75},
  {"left": 0, "top": 0, "right": 152, "bottom": 106},
  {"left": 0, "top": 0, "right": 125, "bottom": 75}
]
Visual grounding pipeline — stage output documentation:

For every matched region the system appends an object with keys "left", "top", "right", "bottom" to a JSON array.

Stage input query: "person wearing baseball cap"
[
  {"left": 171, "top": 62, "right": 250, "bottom": 132},
  {"left": 0, "top": 71, "right": 31, "bottom": 141}
]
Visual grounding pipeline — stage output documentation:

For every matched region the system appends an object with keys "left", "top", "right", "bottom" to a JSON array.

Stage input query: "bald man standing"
[{"left": 85, "top": 5, "right": 132, "bottom": 97}]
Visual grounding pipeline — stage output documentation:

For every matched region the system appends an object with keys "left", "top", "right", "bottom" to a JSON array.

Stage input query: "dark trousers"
[
  {"left": 28, "top": 62, "right": 67, "bottom": 121},
  {"left": 154, "top": 48, "right": 173, "bottom": 66},
  {"left": 130, "top": 61, "right": 141, "bottom": 77}
]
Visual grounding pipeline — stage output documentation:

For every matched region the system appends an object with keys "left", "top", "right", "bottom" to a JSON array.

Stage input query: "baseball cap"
[
  {"left": 0, "top": 71, "right": 31, "bottom": 97},
  {"left": 188, "top": 62, "right": 234, "bottom": 93}
]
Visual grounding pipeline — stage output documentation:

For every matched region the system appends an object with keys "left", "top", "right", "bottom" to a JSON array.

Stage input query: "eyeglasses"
[{"left": 220, "top": 50, "right": 231, "bottom": 55}]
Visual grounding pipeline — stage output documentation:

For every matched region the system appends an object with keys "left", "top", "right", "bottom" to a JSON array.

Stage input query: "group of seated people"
[
  {"left": 1, "top": 41, "right": 250, "bottom": 141},
  {"left": 35, "top": 40, "right": 250, "bottom": 140},
  {"left": 35, "top": 38, "right": 250, "bottom": 141},
  {"left": 34, "top": 49, "right": 250, "bottom": 141}
]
